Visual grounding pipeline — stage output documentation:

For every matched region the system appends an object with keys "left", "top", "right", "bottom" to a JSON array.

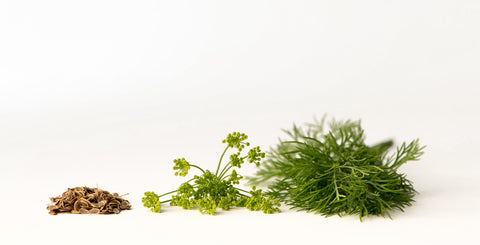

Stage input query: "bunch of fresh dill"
[
  {"left": 142, "top": 132, "right": 280, "bottom": 215},
  {"left": 250, "top": 117, "right": 424, "bottom": 220}
]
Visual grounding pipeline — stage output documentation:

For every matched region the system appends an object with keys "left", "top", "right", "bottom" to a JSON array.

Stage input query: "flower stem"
[
  {"left": 219, "top": 164, "right": 233, "bottom": 179},
  {"left": 215, "top": 146, "right": 229, "bottom": 176},
  {"left": 189, "top": 164, "right": 206, "bottom": 174}
]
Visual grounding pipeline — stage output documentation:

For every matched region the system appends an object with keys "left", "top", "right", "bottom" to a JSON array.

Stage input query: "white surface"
[{"left": 1, "top": 0, "right": 479, "bottom": 244}]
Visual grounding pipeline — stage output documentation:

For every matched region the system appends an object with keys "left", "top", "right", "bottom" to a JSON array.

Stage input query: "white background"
[{"left": 1, "top": 0, "right": 479, "bottom": 244}]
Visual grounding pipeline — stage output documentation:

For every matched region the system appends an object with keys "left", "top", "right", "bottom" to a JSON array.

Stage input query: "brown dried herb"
[{"left": 47, "top": 186, "right": 131, "bottom": 215}]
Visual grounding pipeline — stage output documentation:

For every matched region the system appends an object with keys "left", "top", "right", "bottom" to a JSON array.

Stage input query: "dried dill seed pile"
[{"left": 47, "top": 186, "right": 131, "bottom": 215}]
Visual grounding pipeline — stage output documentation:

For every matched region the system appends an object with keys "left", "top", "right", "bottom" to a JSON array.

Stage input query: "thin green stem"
[
  {"left": 158, "top": 177, "right": 195, "bottom": 198},
  {"left": 219, "top": 156, "right": 248, "bottom": 179},
  {"left": 189, "top": 164, "right": 206, "bottom": 174},
  {"left": 219, "top": 164, "right": 233, "bottom": 179},
  {"left": 332, "top": 168, "right": 341, "bottom": 201},
  {"left": 215, "top": 146, "right": 229, "bottom": 176},
  {"left": 235, "top": 187, "right": 250, "bottom": 194},
  {"left": 158, "top": 190, "right": 178, "bottom": 198},
  {"left": 160, "top": 199, "right": 172, "bottom": 204}
]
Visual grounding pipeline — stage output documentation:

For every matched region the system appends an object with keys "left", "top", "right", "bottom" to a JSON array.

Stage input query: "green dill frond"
[{"left": 250, "top": 117, "right": 425, "bottom": 220}]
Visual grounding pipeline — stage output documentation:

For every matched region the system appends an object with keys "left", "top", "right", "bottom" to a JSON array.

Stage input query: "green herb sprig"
[
  {"left": 142, "top": 132, "right": 280, "bottom": 215},
  {"left": 250, "top": 118, "right": 425, "bottom": 220}
]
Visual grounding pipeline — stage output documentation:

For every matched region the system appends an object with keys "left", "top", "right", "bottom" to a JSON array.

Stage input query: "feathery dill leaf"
[
  {"left": 142, "top": 132, "right": 280, "bottom": 215},
  {"left": 250, "top": 117, "right": 425, "bottom": 220}
]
